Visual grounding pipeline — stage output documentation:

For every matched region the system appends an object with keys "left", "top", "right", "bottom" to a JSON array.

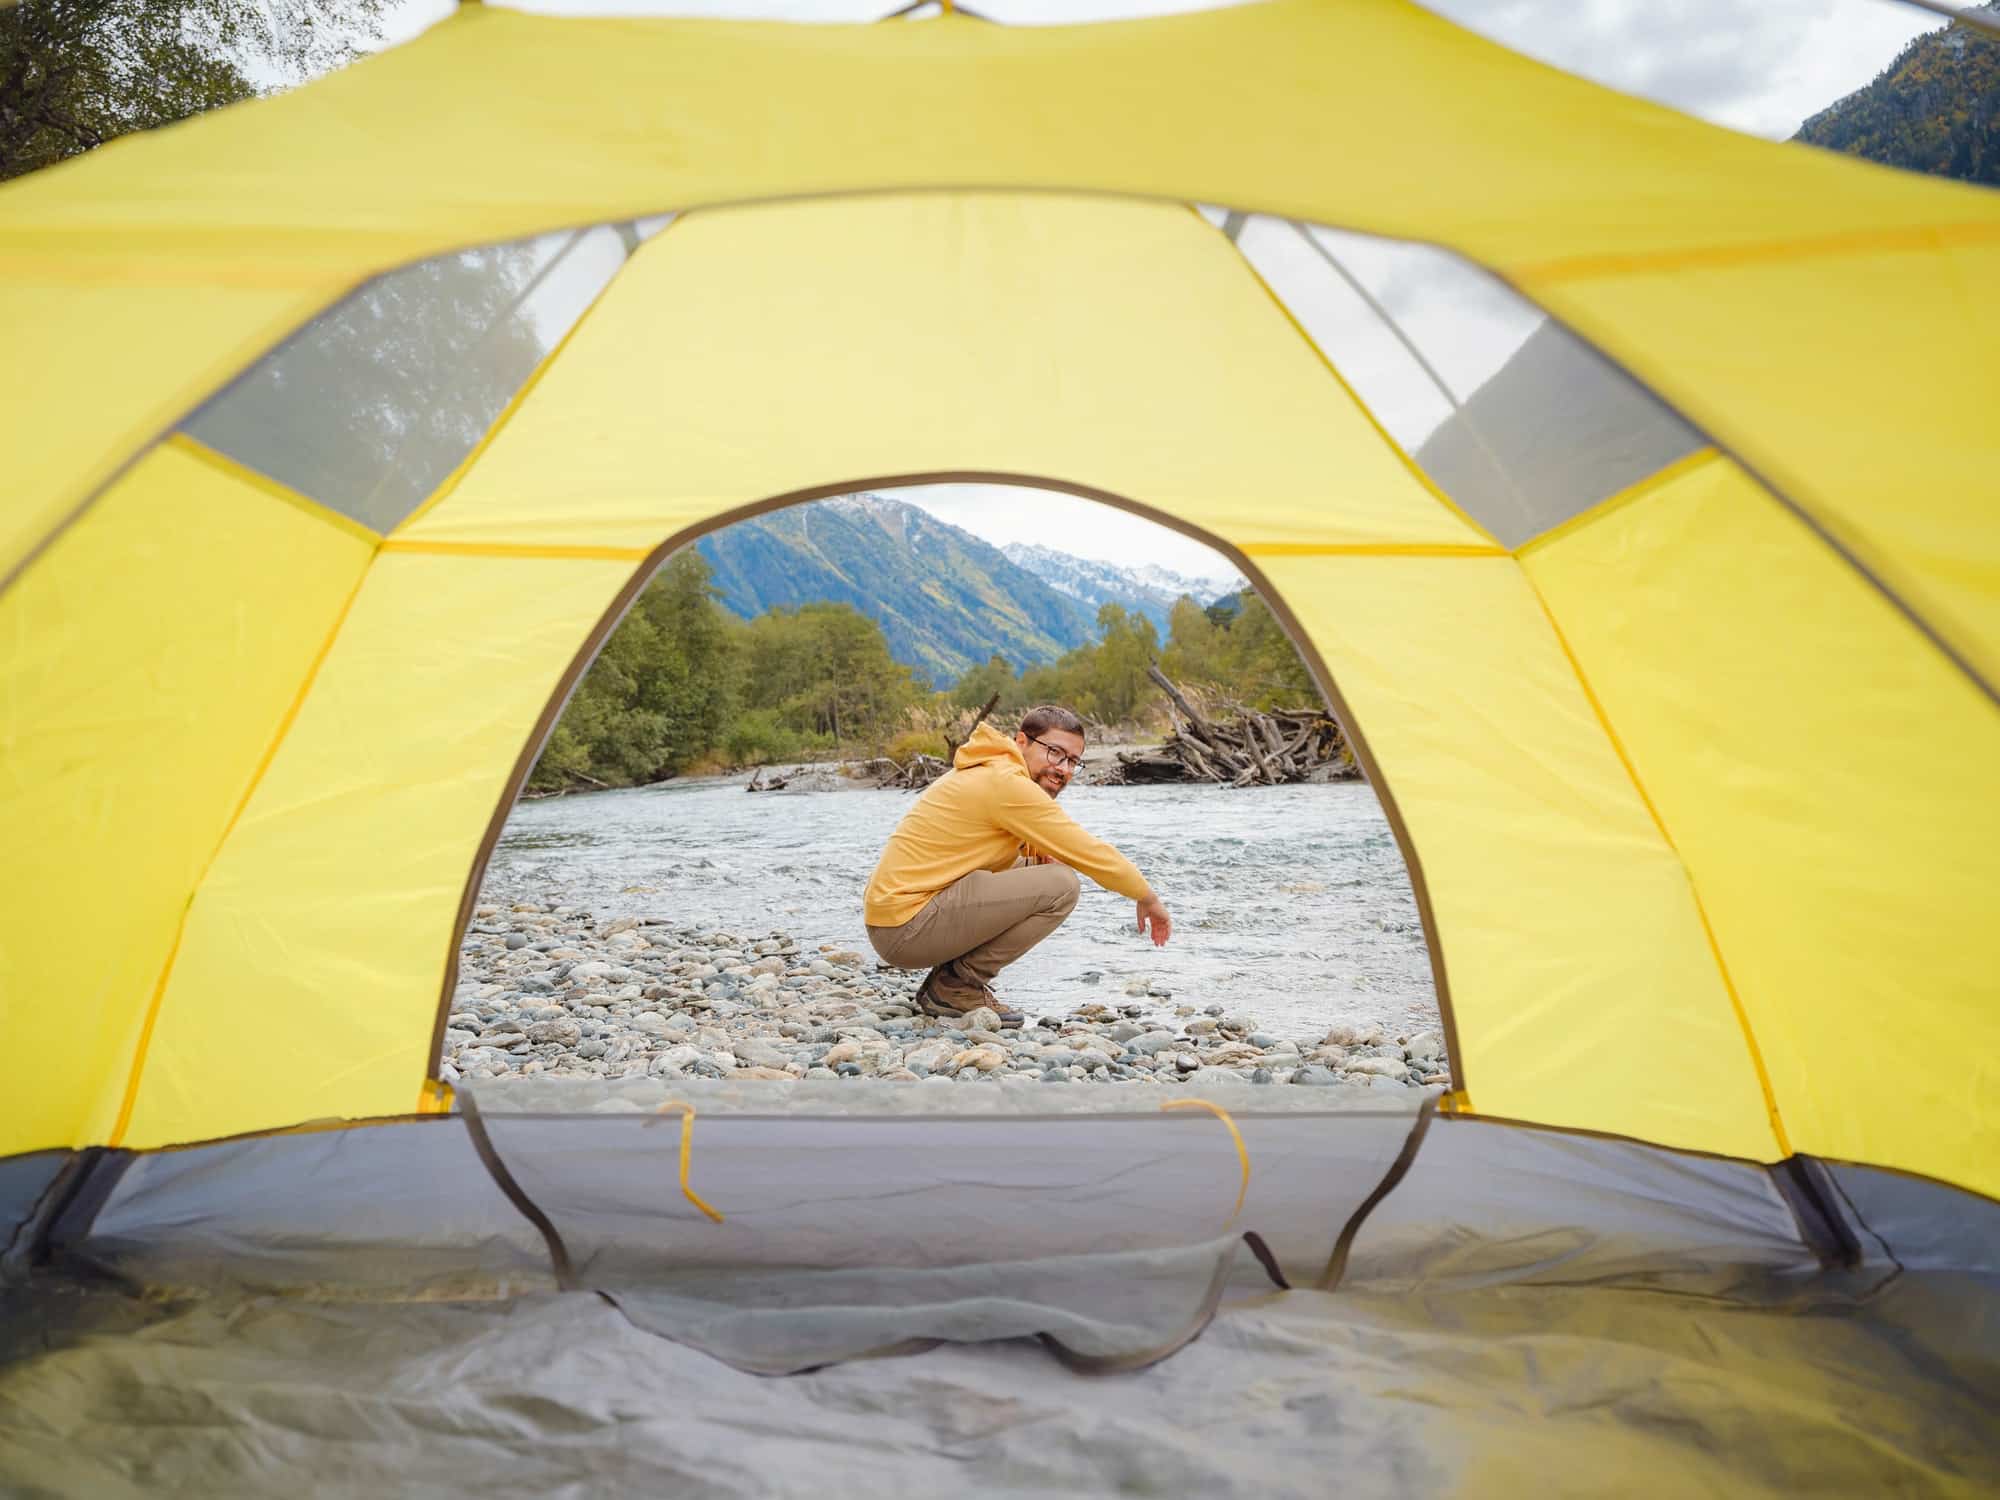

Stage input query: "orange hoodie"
[{"left": 863, "top": 724, "right": 1152, "bottom": 927}]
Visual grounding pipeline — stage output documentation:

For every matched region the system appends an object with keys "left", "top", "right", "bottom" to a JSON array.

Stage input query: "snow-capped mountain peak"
[{"left": 1000, "top": 542, "right": 1245, "bottom": 631}]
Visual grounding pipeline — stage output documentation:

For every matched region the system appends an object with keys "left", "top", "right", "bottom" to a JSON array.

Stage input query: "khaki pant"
[{"left": 867, "top": 863, "right": 1081, "bottom": 1006}]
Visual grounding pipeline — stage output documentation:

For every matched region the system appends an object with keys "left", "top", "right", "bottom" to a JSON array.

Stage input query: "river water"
[{"left": 480, "top": 775, "right": 1439, "bottom": 1040}]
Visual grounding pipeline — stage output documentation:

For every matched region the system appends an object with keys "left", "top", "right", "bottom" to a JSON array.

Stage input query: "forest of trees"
[
  {"left": 1793, "top": 11, "right": 1999, "bottom": 186},
  {"left": 0, "top": 0, "right": 382, "bottom": 183},
  {"left": 526, "top": 553, "right": 1325, "bottom": 794}
]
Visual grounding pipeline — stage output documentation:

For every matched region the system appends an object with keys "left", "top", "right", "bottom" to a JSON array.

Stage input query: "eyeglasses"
[{"left": 1027, "top": 736, "right": 1084, "bottom": 773}]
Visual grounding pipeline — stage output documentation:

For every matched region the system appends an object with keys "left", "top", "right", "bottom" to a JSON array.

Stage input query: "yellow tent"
[{"left": 1, "top": 5, "right": 1997, "bottom": 1486}]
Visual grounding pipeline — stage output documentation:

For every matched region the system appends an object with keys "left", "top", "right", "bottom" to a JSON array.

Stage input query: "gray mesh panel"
[
  {"left": 180, "top": 217, "right": 668, "bottom": 534},
  {"left": 1214, "top": 209, "right": 1707, "bottom": 548}
]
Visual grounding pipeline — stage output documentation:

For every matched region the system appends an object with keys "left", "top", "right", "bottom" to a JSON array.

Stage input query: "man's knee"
[{"left": 1046, "top": 865, "right": 1081, "bottom": 916}]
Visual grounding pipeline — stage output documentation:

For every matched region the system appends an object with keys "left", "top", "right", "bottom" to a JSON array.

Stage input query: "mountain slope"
[
  {"left": 1792, "top": 6, "right": 2000, "bottom": 185},
  {"left": 1000, "top": 543, "right": 1245, "bottom": 637},
  {"left": 1411, "top": 320, "right": 1707, "bottom": 546},
  {"left": 696, "top": 497, "right": 1098, "bottom": 686}
]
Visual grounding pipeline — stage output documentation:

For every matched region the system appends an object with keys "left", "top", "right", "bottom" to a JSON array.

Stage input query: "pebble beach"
[{"left": 444, "top": 900, "right": 1452, "bottom": 1094}]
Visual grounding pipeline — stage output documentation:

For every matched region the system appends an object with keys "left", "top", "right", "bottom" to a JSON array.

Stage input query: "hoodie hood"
[{"left": 952, "top": 722, "right": 1028, "bottom": 773}]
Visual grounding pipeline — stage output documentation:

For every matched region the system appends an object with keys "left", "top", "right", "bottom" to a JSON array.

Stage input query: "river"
[{"left": 479, "top": 774, "right": 1439, "bottom": 1038}]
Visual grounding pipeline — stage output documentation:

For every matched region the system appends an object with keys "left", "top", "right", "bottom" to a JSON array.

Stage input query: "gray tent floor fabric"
[
  {"left": 3, "top": 1102, "right": 1996, "bottom": 1494},
  {"left": 2, "top": 1275, "right": 1995, "bottom": 1499}
]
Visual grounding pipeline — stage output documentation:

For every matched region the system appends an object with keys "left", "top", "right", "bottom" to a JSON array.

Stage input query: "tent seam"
[
  {"left": 105, "top": 550, "right": 378, "bottom": 1148},
  {"left": 380, "top": 539, "right": 656, "bottom": 561},
  {"left": 1511, "top": 218, "right": 2000, "bottom": 285},
  {"left": 1240, "top": 542, "right": 1503, "bottom": 558},
  {"left": 1185, "top": 205, "right": 1505, "bottom": 552},
  {"left": 165, "top": 433, "right": 383, "bottom": 547},
  {"left": 0, "top": 284, "right": 365, "bottom": 602},
  {"left": 1515, "top": 566, "right": 1792, "bottom": 1158},
  {"left": 1515, "top": 447, "right": 1720, "bottom": 559},
  {"left": 391, "top": 214, "right": 687, "bottom": 540}
]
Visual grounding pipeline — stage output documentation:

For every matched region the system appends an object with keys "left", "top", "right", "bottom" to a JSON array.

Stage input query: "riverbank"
[
  {"left": 445, "top": 901, "right": 1450, "bottom": 1092},
  {"left": 531, "top": 727, "right": 1168, "bottom": 799}
]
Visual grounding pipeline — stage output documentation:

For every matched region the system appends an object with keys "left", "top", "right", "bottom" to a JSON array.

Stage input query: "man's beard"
[{"left": 1037, "top": 774, "right": 1066, "bottom": 798}]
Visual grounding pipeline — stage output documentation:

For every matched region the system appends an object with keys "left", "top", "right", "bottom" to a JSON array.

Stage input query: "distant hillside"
[
  {"left": 696, "top": 496, "right": 1097, "bottom": 686},
  {"left": 1793, "top": 6, "right": 1999, "bottom": 186},
  {"left": 1412, "top": 321, "right": 1706, "bottom": 546},
  {"left": 1000, "top": 542, "right": 1245, "bottom": 638}
]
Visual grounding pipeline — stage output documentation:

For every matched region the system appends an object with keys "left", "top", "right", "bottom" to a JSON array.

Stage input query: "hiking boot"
[{"left": 913, "top": 967, "right": 1025, "bottom": 1030}]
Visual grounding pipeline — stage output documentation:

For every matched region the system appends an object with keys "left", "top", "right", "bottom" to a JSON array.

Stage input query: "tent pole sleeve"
[
  {"left": 1318, "top": 1095, "right": 1438, "bottom": 1291},
  {"left": 1771, "top": 1157, "right": 1865, "bottom": 1271},
  {"left": 458, "top": 1092, "right": 580, "bottom": 1291}
]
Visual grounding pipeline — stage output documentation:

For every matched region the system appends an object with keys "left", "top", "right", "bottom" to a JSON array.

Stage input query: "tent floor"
[
  {"left": 2, "top": 1273, "right": 1995, "bottom": 1498},
  {"left": 4, "top": 1101, "right": 1997, "bottom": 1494}
]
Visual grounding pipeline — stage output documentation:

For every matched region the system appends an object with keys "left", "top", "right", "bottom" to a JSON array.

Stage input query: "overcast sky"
[{"left": 372, "top": 0, "right": 1947, "bottom": 572}]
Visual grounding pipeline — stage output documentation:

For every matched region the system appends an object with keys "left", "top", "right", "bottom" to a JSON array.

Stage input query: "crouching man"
[{"left": 864, "top": 704, "right": 1171, "bottom": 1028}]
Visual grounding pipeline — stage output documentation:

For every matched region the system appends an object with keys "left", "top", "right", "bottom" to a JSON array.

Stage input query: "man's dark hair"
[{"left": 1019, "top": 704, "right": 1085, "bottom": 741}]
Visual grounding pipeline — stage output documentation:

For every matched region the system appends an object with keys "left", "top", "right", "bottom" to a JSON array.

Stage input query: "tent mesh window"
[
  {"left": 180, "top": 217, "right": 672, "bottom": 535},
  {"left": 1204, "top": 207, "right": 1709, "bottom": 548}
]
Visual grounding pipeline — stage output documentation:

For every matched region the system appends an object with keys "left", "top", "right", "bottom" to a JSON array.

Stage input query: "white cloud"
[
  {"left": 1414, "top": 0, "right": 1940, "bottom": 139},
  {"left": 377, "top": 0, "right": 1942, "bottom": 140}
]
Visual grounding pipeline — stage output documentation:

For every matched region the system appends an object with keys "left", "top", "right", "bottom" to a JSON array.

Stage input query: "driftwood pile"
[
  {"left": 841, "top": 752, "right": 950, "bottom": 791},
  {"left": 1105, "top": 665, "right": 1357, "bottom": 787}
]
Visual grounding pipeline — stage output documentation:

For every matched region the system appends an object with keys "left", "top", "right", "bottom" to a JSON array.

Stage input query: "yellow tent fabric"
[{"left": 1, "top": 2, "right": 1995, "bottom": 1201}]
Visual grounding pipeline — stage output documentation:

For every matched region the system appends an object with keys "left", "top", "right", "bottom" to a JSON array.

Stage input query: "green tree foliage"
[
  {"left": 1, "top": 0, "right": 384, "bottom": 182},
  {"left": 530, "top": 552, "right": 739, "bottom": 791},
  {"left": 974, "top": 589, "right": 1323, "bottom": 726},
  {"left": 1218, "top": 593, "right": 1320, "bottom": 709},
  {"left": 1160, "top": 595, "right": 1224, "bottom": 685},
  {"left": 527, "top": 557, "right": 925, "bottom": 792},
  {"left": 1793, "top": 15, "right": 2000, "bottom": 187},
  {"left": 1078, "top": 602, "right": 1160, "bottom": 722},
  {"left": 950, "top": 654, "right": 1027, "bottom": 713},
  {"left": 738, "top": 602, "right": 923, "bottom": 747}
]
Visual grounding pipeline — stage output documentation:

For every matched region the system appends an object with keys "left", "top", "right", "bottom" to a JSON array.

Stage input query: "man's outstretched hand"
[{"left": 1136, "top": 893, "right": 1172, "bottom": 947}]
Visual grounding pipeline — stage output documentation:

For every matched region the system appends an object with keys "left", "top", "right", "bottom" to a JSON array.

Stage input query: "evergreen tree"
[{"left": 1, "top": 0, "right": 384, "bottom": 182}]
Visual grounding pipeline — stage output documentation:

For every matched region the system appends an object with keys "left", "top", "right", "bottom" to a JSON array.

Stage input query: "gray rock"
[
  {"left": 1290, "top": 1066, "right": 1343, "bottom": 1086},
  {"left": 526, "top": 1018, "right": 580, "bottom": 1047},
  {"left": 504, "top": 933, "right": 529, "bottom": 950},
  {"left": 1344, "top": 1055, "right": 1410, "bottom": 1080},
  {"left": 1250, "top": 1068, "right": 1275, "bottom": 1085},
  {"left": 1127, "top": 1032, "right": 1179, "bottom": 1057},
  {"left": 650, "top": 1044, "right": 702, "bottom": 1075},
  {"left": 734, "top": 1038, "right": 793, "bottom": 1070}
]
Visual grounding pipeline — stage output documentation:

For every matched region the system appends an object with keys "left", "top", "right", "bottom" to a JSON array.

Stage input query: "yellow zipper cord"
[
  {"left": 1162, "top": 1098, "right": 1250, "bottom": 1229},
  {"left": 651, "top": 1101, "right": 725, "bottom": 1223}
]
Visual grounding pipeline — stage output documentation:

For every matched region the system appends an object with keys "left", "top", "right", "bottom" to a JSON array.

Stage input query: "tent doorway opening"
[{"left": 449, "top": 481, "right": 1448, "bottom": 1105}]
